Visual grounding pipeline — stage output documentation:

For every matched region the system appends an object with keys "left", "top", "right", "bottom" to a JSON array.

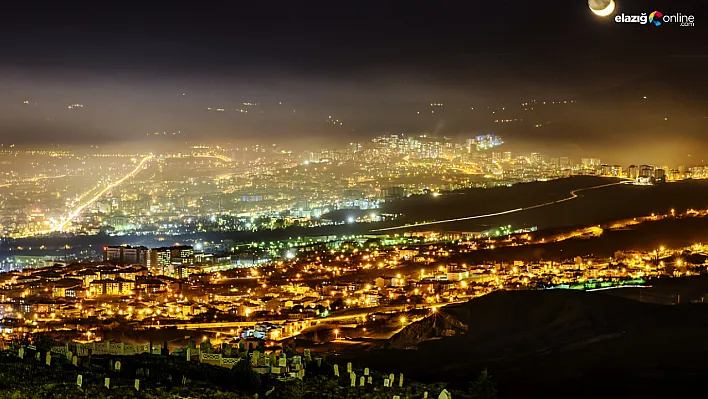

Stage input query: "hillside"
[
  {"left": 381, "top": 178, "right": 708, "bottom": 233},
  {"left": 356, "top": 289, "right": 708, "bottom": 398}
]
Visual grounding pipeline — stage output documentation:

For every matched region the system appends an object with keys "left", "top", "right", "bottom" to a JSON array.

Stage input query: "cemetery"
[{"left": 0, "top": 339, "right": 496, "bottom": 398}]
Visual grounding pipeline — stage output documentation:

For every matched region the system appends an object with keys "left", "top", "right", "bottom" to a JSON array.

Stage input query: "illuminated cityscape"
[
  {"left": 0, "top": 0, "right": 707, "bottom": 397},
  {"left": 1, "top": 135, "right": 702, "bottom": 241},
  {"left": 1, "top": 209, "right": 705, "bottom": 337}
]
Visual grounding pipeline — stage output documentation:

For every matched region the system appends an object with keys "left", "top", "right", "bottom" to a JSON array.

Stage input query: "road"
[
  {"left": 31, "top": 155, "right": 153, "bottom": 235},
  {"left": 192, "top": 153, "right": 232, "bottom": 162},
  {"left": 0, "top": 174, "right": 69, "bottom": 188},
  {"left": 371, "top": 180, "right": 631, "bottom": 232},
  {"left": 149, "top": 302, "right": 453, "bottom": 338},
  {"left": 166, "top": 153, "right": 232, "bottom": 162}
]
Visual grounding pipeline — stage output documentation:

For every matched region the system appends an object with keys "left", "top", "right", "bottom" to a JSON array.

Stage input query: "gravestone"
[
  {"left": 316, "top": 357, "right": 322, "bottom": 367},
  {"left": 424, "top": 392, "right": 429, "bottom": 399},
  {"left": 115, "top": 361, "right": 121, "bottom": 372},
  {"left": 104, "top": 377, "right": 110, "bottom": 389},
  {"left": 360, "top": 376, "right": 365, "bottom": 387},
  {"left": 399, "top": 373, "right": 404, "bottom": 387},
  {"left": 346, "top": 362, "right": 352, "bottom": 373},
  {"left": 389, "top": 374, "right": 395, "bottom": 387},
  {"left": 76, "top": 375, "right": 83, "bottom": 388},
  {"left": 45, "top": 352, "right": 51, "bottom": 366},
  {"left": 364, "top": 367, "right": 369, "bottom": 376},
  {"left": 350, "top": 373, "right": 356, "bottom": 387},
  {"left": 334, "top": 364, "right": 339, "bottom": 377},
  {"left": 135, "top": 379, "right": 140, "bottom": 391},
  {"left": 384, "top": 379, "right": 390, "bottom": 387},
  {"left": 66, "top": 351, "right": 73, "bottom": 361},
  {"left": 186, "top": 348, "right": 191, "bottom": 361},
  {"left": 278, "top": 357, "right": 287, "bottom": 367},
  {"left": 367, "top": 376, "right": 372, "bottom": 384},
  {"left": 72, "top": 356, "right": 78, "bottom": 366},
  {"left": 438, "top": 389, "right": 451, "bottom": 399},
  {"left": 35, "top": 352, "right": 41, "bottom": 361},
  {"left": 394, "top": 396, "right": 401, "bottom": 399},
  {"left": 18, "top": 348, "right": 23, "bottom": 359}
]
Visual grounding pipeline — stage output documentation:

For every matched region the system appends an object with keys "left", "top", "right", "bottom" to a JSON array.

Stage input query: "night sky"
[{"left": 0, "top": 0, "right": 706, "bottom": 164}]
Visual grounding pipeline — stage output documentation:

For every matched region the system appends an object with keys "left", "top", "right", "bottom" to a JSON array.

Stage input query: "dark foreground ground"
[{"left": 351, "top": 283, "right": 708, "bottom": 398}]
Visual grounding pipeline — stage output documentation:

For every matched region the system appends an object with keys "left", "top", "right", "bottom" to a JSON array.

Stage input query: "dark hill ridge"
[
  {"left": 357, "top": 289, "right": 708, "bottom": 398},
  {"left": 382, "top": 177, "right": 708, "bottom": 233},
  {"left": 389, "top": 290, "right": 708, "bottom": 360},
  {"left": 381, "top": 176, "right": 620, "bottom": 226}
]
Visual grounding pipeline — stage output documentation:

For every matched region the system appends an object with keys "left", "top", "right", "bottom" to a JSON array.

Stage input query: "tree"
[
  {"left": 232, "top": 357, "right": 261, "bottom": 391},
  {"left": 468, "top": 369, "right": 497, "bottom": 399},
  {"left": 330, "top": 298, "right": 345, "bottom": 311}
]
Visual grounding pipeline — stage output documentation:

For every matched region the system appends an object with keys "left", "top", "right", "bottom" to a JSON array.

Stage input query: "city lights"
[{"left": 0, "top": 2, "right": 703, "bottom": 396}]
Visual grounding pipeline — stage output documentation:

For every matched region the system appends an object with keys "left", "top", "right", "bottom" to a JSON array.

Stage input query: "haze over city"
[{"left": 1, "top": 1, "right": 706, "bottom": 165}]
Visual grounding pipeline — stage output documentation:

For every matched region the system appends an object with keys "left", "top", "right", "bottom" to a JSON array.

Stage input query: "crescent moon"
[{"left": 590, "top": 0, "right": 616, "bottom": 17}]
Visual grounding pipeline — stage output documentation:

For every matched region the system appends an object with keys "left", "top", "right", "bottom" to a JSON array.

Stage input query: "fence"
[
  {"left": 60, "top": 342, "right": 152, "bottom": 357},
  {"left": 52, "top": 341, "right": 243, "bottom": 369},
  {"left": 198, "top": 352, "right": 242, "bottom": 369}
]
